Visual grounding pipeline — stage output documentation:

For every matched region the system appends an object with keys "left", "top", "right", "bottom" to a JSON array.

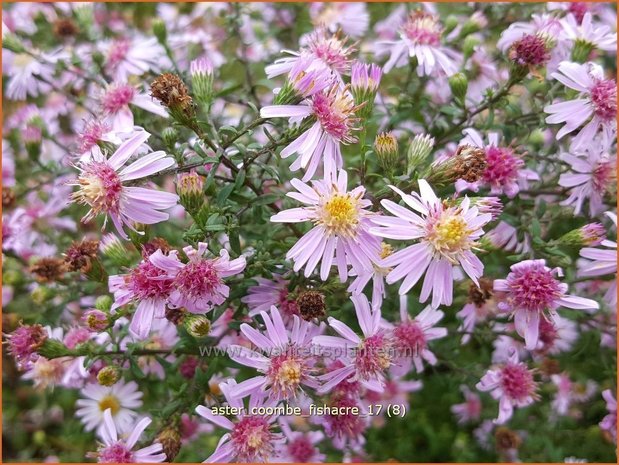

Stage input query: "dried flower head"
[{"left": 29, "top": 257, "right": 67, "bottom": 283}]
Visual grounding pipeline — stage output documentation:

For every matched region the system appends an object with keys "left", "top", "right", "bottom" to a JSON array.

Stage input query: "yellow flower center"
[
  {"left": 278, "top": 359, "right": 302, "bottom": 386},
  {"left": 320, "top": 194, "right": 359, "bottom": 237},
  {"left": 428, "top": 212, "right": 472, "bottom": 261},
  {"left": 98, "top": 395, "right": 121, "bottom": 415},
  {"left": 75, "top": 174, "right": 105, "bottom": 206},
  {"left": 247, "top": 430, "right": 264, "bottom": 449},
  {"left": 380, "top": 243, "right": 394, "bottom": 260},
  {"left": 14, "top": 53, "right": 34, "bottom": 68}
]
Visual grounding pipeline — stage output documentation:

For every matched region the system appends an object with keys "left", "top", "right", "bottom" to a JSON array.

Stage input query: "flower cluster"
[{"left": 2, "top": 2, "right": 616, "bottom": 463}]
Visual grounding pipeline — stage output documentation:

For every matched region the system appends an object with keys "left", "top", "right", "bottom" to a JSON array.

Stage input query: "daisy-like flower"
[
  {"left": 476, "top": 350, "right": 539, "bottom": 424},
  {"left": 370, "top": 179, "right": 493, "bottom": 307},
  {"left": 535, "top": 315, "right": 579, "bottom": 355},
  {"left": 550, "top": 373, "right": 597, "bottom": 417},
  {"left": 99, "top": 82, "right": 168, "bottom": 133},
  {"left": 241, "top": 274, "right": 300, "bottom": 320},
  {"left": 76, "top": 380, "right": 143, "bottom": 436},
  {"left": 559, "top": 139, "right": 616, "bottom": 216},
  {"left": 76, "top": 119, "right": 122, "bottom": 162},
  {"left": 561, "top": 12, "right": 617, "bottom": 56},
  {"left": 347, "top": 242, "right": 393, "bottom": 309},
  {"left": 381, "top": 10, "right": 459, "bottom": 76},
  {"left": 227, "top": 305, "right": 319, "bottom": 400},
  {"left": 266, "top": 27, "right": 356, "bottom": 80},
  {"left": 545, "top": 61, "right": 617, "bottom": 150},
  {"left": 103, "top": 36, "right": 167, "bottom": 82},
  {"left": 166, "top": 243, "right": 246, "bottom": 314},
  {"left": 89, "top": 409, "right": 166, "bottom": 463},
  {"left": 451, "top": 385, "right": 483, "bottom": 424},
  {"left": 313, "top": 294, "right": 392, "bottom": 393},
  {"left": 457, "top": 278, "right": 498, "bottom": 344},
  {"left": 579, "top": 212, "right": 617, "bottom": 306},
  {"left": 494, "top": 259, "right": 598, "bottom": 351},
  {"left": 276, "top": 420, "right": 325, "bottom": 462},
  {"left": 109, "top": 249, "right": 178, "bottom": 339},
  {"left": 457, "top": 129, "right": 539, "bottom": 198},
  {"left": 195, "top": 381, "right": 283, "bottom": 462},
  {"left": 70, "top": 130, "right": 178, "bottom": 240},
  {"left": 389, "top": 296, "right": 447, "bottom": 374},
  {"left": 309, "top": 3, "right": 369, "bottom": 38},
  {"left": 600, "top": 389, "right": 617, "bottom": 443},
  {"left": 3, "top": 48, "right": 58, "bottom": 100},
  {"left": 261, "top": 85, "right": 361, "bottom": 181},
  {"left": 270, "top": 170, "right": 381, "bottom": 281}
]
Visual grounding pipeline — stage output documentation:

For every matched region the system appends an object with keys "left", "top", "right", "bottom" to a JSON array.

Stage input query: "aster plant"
[{"left": 2, "top": 2, "right": 617, "bottom": 463}]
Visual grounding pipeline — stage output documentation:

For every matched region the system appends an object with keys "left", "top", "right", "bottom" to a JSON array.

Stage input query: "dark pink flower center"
[
  {"left": 590, "top": 79, "right": 617, "bottom": 121},
  {"left": 102, "top": 84, "right": 135, "bottom": 113},
  {"left": 74, "top": 162, "right": 123, "bottom": 215},
  {"left": 402, "top": 11, "right": 442, "bottom": 46},
  {"left": 507, "top": 263, "right": 562, "bottom": 313},
  {"left": 568, "top": 2, "right": 589, "bottom": 23},
  {"left": 311, "top": 91, "right": 357, "bottom": 142},
  {"left": 231, "top": 416, "right": 274, "bottom": 462},
  {"left": 130, "top": 260, "right": 174, "bottom": 300},
  {"left": 592, "top": 159, "right": 614, "bottom": 191},
  {"left": 174, "top": 259, "right": 222, "bottom": 300},
  {"left": 393, "top": 321, "right": 427, "bottom": 356},
  {"left": 324, "top": 397, "right": 365, "bottom": 440},
  {"left": 355, "top": 333, "right": 391, "bottom": 379},
  {"left": 78, "top": 121, "right": 109, "bottom": 153},
  {"left": 538, "top": 317, "right": 558, "bottom": 348},
  {"left": 287, "top": 436, "right": 316, "bottom": 462},
  {"left": 107, "top": 39, "right": 130, "bottom": 68},
  {"left": 308, "top": 34, "right": 352, "bottom": 73},
  {"left": 98, "top": 443, "right": 134, "bottom": 463},
  {"left": 500, "top": 363, "right": 536, "bottom": 401},
  {"left": 510, "top": 34, "right": 550, "bottom": 66},
  {"left": 483, "top": 146, "right": 523, "bottom": 186},
  {"left": 63, "top": 327, "right": 90, "bottom": 349}
]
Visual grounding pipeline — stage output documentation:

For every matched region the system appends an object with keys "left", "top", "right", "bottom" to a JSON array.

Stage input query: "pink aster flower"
[
  {"left": 347, "top": 242, "right": 393, "bottom": 309},
  {"left": 3, "top": 48, "right": 58, "bottom": 100},
  {"left": 75, "top": 119, "right": 122, "bottom": 162},
  {"left": 535, "top": 314, "right": 578, "bottom": 355},
  {"left": 579, "top": 212, "right": 617, "bottom": 306},
  {"left": 370, "top": 180, "right": 492, "bottom": 307},
  {"left": 227, "top": 306, "right": 319, "bottom": 400},
  {"left": 76, "top": 380, "right": 143, "bottom": 436},
  {"left": 313, "top": 294, "right": 392, "bottom": 393},
  {"left": 89, "top": 409, "right": 166, "bottom": 463},
  {"left": 195, "top": 381, "right": 283, "bottom": 462},
  {"left": 485, "top": 220, "right": 531, "bottom": 254},
  {"left": 266, "top": 27, "right": 356, "bottom": 80},
  {"left": 309, "top": 3, "right": 369, "bottom": 38},
  {"left": 270, "top": 170, "right": 381, "bottom": 281},
  {"left": 545, "top": 61, "right": 617, "bottom": 150},
  {"left": 457, "top": 128, "right": 539, "bottom": 198},
  {"left": 5, "top": 323, "right": 48, "bottom": 370},
  {"left": 558, "top": 139, "right": 616, "bottom": 216},
  {"left": 109, "top": 249, "right": 179, "bottom": 339},
  {"left": 494, "top": 259, "right": 598, "bottom": 350},
  {"left": 600, "top": 389, "right": 617, "bottom": 443},
  {"left": 381, "top": 10, "right": 459, "bottom": 76},
  {"left": 100, "top": 82, "right": 168, "bottom": 133},
  {"left": 71, "top": 130, "right": 178, "bottom": 240},
  {"left": 451, "top": 385, "right": 482, "bottom": 424},
  {"left": 388, "top": 296, "right": 447, "bottom": 375},
  {"left": 103, "top": 36, "right": 167, "bottom": 81},
  {"left": 551, "top": 373, "right": 597, "bottom": 417},
  {"left": 242, "top": 274, "right": 300, "bottom": 320},
  {"left": 276, "top": 421, "right": 325, "bottom": 462},
  {"left": 166, "top": 243, "right": 246, "bottom": 313},
  {"left": 476, "top": 350, "right": 539, "bottom": 424},
  {"left": 561, "top": 12, "right": 617, "bottom": 55},
  {"left": 261, "top": 85, "right": 361, "bottom": 181}
]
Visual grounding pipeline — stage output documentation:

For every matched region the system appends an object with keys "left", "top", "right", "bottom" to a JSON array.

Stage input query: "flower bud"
[
  {"left": 31, "top": 286, "right": 54, "bottom": 305},
  {"left": 374, "top": 132, "right": 399, "bottom": 174},
  {"left": 2, "top": 34, "right": 26, "bottom": 53},
  {"left": 462, "top": 36, "right": 480, "bottom": 60},
  {"left": 95, "top": 295, "right": 113, "bottom": 312},
  {"left": 190, "top": 57, "right": 215, "bottom": 107},
  {"left": 152, "top": 19, "right": 168, "bottom": 44},
  {"left": 184, "top": 314, "right": 211, "bottom": 338},
  {"left": 156, "top": 426, "right": 182, "bottom": 462},
  {"left": 177, "top": 171, "right": 205, "bottom": 214},
  {"left": 508, "top": 33, "right": 554, "bottom": 80},
  {"left": 407, "top": 134, "right": 435, "bottom": 176},
  {"left": 37, "top": 339, "right": 70, "bottom": 359},
  {"left": 351, "top": 62, "right": 382, "bottom": 120},
  {"left": 558, "top": 223, "right": 606, "bottom": 247},
  {"left": 162, "top": 127, "right": 179, "bottom": 148},
  {"left": 571, "top": 39, "right": 594, "bottom": 63},
  {"left": 449, "top": 72, "right": 468, "bottom": 105},
  {"left": 100, "top": 233, "right": 131, "bottom": 267},
  {"left": 97, "top": 365, "right": 121, "bottom": 386},
  {"left": 469, "top": 196, "right": 503, "bottom": 220},
  {"left": 443, "top": 15, "right": 459, "bottom": 35},
  {"left": 83, "top": 309, "right": 109, "bottom": 331},
  {"left": 296, "top": 290, "right": 326, "bottom": 321}
]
